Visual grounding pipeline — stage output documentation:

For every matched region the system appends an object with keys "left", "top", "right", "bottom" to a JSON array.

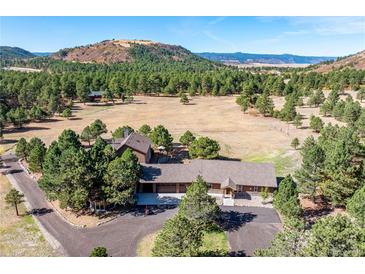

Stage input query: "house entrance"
[{"left": 224, "top": 188, "right": 233, "bottom": 197}]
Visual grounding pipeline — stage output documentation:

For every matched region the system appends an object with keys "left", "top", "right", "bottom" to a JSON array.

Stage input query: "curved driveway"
[
  {"left": 1, "top": 154, "right": 281, "bottom": 257},
  {"left": 1, "top": 154, "right": 177, "bottom": 257}
]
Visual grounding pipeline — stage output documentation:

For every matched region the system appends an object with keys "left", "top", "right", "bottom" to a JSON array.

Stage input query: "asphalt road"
[
  {"left": 1, "top": 154, "right": 177, "bottom": 257},
  {"left": 220, "top": 206, "right": 282, "bottom": 256},
  {"left": 1, "top": 154, "right": 281, "bottom": 257}
]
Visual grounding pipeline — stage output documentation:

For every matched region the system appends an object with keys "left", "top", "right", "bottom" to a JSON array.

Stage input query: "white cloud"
[
  {"left": 202, "top": 30, "right": 239, "bottom": 51},
  {"left": 208, "top": 16, "right": 226, "bottom": 25},
  {"left": 287, "top": 16, "right": 365, "bottom": 36}
]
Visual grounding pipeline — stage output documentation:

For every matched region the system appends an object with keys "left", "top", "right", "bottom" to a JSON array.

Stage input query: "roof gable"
[{"left": 111, "top": 132, "right": 151, "bottom": 155}]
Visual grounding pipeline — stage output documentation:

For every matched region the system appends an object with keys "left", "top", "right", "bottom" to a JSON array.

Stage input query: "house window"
[
  {"left": 253, "top": 186, "right": 259, "bottom": 192},
  {"left": 207, "top": 183, "right": 212, "bottom": 189}
]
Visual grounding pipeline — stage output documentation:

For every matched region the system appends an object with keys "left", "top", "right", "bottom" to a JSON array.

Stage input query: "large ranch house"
[
  {"left": 140, "top": 160, "right": 276, "bottom": 196},
  {"left": 110, "top": 132, "right": 277, "bottom": 206}
]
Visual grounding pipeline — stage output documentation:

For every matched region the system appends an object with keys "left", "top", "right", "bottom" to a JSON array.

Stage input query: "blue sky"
[{"left": 0, "top": 16, "right": 364, "bottom": 56}]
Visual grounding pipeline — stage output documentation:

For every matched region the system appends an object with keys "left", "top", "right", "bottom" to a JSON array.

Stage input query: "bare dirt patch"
[
  {"left": 300, "top": 195, "right": 346, "bottom": 225},
  {"left": 49, "top": 200, "right": 115, "bottom": 228}
]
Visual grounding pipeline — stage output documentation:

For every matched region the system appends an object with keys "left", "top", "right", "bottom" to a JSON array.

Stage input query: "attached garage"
[
  {"left": 156, "top": 183, "right": 177, "bottom": 193},
  {"left": 178, "top": 183, "right": 190, "bottom": 193}
]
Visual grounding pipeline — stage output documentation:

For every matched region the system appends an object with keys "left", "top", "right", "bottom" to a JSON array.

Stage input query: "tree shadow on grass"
[
  {"left": 4, "top": 126, "right": 49, "bottom": 134},
  {"left": 86, "top": 102, "right": 113, "bottom": 107},
  {"left": 35, "top": 118, "right": 61, "bottom": 123},
  {"left": 216, "top": 155, "right": 242, "bottom": 161},
  {"left": 0, "top": 139, "right": 18, "bottom": 145}
]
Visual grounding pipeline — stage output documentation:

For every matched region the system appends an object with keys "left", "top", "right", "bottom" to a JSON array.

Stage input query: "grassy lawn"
[
  {"left": 136, "top": 229, "right": 229, "bottom": 257},
  {"left": 244, "top": 150, "right": 298, "bottom": 176},
  {"left": 0, "top": 174, "right": 59, "bottom": 256}
]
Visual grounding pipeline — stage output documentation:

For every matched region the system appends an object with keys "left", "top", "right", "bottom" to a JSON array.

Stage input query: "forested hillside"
[{"left": 0, "top": 46, "right": 35, "bottom": 59}]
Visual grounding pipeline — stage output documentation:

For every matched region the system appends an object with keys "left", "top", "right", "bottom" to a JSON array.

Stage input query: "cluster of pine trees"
[
  {"left": 1, "top": 54, "right": 364, "bottom": 136},
  {"left": 257, "top": 122, "right": 365, "bottom": 257},
  {"left": 15, "top": 125, "right": 141, "bottom": 211}
]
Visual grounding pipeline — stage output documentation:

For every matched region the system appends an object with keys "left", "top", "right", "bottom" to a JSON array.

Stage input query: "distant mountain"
[
  {"left": 196, "top": 52, "right": 336, "bottom": 65},
  {"left": 32, "top": 52, "right": 53, "bottom": 57},
  {"left": 0, "top": 46, "right": 35, "bottom": 59},
  {"left": 313, "top": 50, "right": 365, "bottom": 73},
  {"left": 52, "top": 39, "right": 210, "bottom": 64}
]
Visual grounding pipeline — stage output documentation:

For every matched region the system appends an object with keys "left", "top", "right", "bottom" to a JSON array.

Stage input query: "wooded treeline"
[{"left": 1, "top": 54, "right": 364, "bottom": 134}]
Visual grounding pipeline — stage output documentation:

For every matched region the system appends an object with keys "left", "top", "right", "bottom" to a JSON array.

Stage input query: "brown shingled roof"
[
  {"left": 110, "top": 132, "right": 151, "bottom": 155},
  {"left": 141, "top": 159, "right": 277, "bottom": 188}
]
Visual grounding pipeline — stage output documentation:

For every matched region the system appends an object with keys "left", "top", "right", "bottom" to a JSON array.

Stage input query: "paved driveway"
[
  {"left": 1, "top": 154, "right": 177, "bottom": 257},
  {"left": 1, "top": 154, "right": 281, "bottom": 257},
  {"left": 220, "top": 206, "right": 282, "bottom": 256}
]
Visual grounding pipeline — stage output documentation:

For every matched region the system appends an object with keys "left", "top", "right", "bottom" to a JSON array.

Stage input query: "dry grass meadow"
[
  {"left": 0, "top": 174, "right": 59, "bottom": 256},
  {"left": 2, "top": 91, "right": 362, "bottom": 176}
]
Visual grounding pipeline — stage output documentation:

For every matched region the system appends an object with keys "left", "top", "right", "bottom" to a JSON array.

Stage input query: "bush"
[
  {"left": 89, "top": 246, "right": 108, "bottom": 257},
  {"left": 61, "top": 108, "right": 72, "bottom": 119}
]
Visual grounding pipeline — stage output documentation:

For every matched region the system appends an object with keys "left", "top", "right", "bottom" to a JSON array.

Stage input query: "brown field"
[
  {"left": 2, "top": 92, "right": 360, "bottom": 176},
  {"left": 0, "top": 174, "right": 59, "bottom": 256},
  {"left": 2, "top": 96, "right": 309, "bottom": 175},
  {"left": 273, "top": 89, "right": 364, "bottom": 129},
  {"left": 227, "top": 62, "right": 310, "bottom": 68}
]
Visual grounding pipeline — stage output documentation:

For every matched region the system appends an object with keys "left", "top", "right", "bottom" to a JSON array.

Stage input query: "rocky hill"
[
  {"left": 0, "top": 46, "right": 35, "bottom": 59},
  {"left": 52, "top": 39, "right": 204, "bottom": 64},
  {"left": 314, "top": 50, "right": 365, "bottom": 72}
]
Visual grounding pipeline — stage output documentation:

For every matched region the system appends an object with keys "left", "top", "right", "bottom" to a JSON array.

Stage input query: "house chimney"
[{"left": 123, "top": 128, "right": 129, "bottom": 138}]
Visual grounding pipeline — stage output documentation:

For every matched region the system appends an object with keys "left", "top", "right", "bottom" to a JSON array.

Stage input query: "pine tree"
[
  {"left": 294, "top": 136, "right": 325, "bottom": 199},
  {"left": 179, "top": 176, "right": 220, "bottom": 229},
  {"left": 15, "top": 138, "right": 28, "bottom": 158},
  {"left": 152, "top": 214, "right": 202, "bottom": 257},
  {"left": 291, "top": 137, "right": 300, "bottom": 150},
  {"left": 309, "top": 115, "right": 324, "bottom": 133},
  {"left": 5, "top": 188, "right": 24, "bottom": 216},
  {"left": 293, "top": 114, "right": 302, "bottom": 129},
  {"left": 180, "top": 93, "right": 189, "bottom": 105}
]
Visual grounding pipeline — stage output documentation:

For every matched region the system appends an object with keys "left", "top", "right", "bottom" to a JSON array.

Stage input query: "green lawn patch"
[
  {"left": 199, "top": 230, "right": 229, "bottom": 255},
  {"left": 244, "top": 151, "right": 296, "bottom": 176},
  {"left": 136, "top": 229, "right": 229, "bottom": 257}
]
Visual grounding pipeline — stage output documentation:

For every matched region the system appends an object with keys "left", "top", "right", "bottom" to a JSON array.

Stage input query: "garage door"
[
  {"left": 157, "top": 184, "right": 177, "bottom": 193},
  {"left": 179, "top": 184, "right": 190, "bottom": 193}
]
